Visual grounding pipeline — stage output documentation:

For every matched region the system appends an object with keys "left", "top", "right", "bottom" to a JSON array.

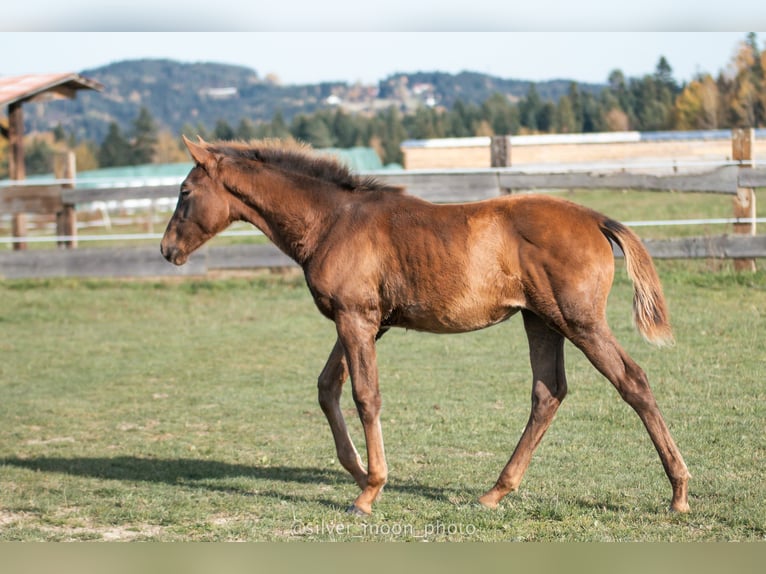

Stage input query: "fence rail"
[
  {"left": 1, "top": 129, "right": 764, "bottom": 279},
  {"left": 2, "top": 235, "right": 765, "bottom": 280}
]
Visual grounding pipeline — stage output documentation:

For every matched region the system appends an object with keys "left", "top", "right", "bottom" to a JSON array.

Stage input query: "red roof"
[{"left": 0, "top": 73, "right": 103, "bottom": 107}]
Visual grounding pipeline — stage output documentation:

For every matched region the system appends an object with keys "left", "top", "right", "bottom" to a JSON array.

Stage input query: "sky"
[
  {"left": 2, "top": 2, "right": 766, "bottom": 87},
  {"left": 1, "top": 32, "right": 763, "bottom": 87}
]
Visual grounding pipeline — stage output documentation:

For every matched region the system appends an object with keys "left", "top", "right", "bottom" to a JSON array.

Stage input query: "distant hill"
[{"left": 21, "top": 59, "right": 604, "bottom": 144}]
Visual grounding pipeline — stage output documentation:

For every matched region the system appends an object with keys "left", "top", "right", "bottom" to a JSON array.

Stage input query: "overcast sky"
[{"left": 2, "top": 2, "right": 766, "bottom": 87}]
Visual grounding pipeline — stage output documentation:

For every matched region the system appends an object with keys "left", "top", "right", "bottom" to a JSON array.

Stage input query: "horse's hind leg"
[
  {"left": 573, "top": 326, "right": 690, "bottom": 512},
  {"left": 317, "top": 338, "right": 367, "bottom": 489},
  {"left": 479, "top": 310, "right": 567, "bottom": 509}
]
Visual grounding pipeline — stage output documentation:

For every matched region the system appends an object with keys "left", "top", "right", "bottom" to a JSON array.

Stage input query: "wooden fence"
[{"left": 1, "top": 129, "right": 765, "bottom": 279}]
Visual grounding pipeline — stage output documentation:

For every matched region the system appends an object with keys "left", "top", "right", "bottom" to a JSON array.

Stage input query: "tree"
[
  {"left": 98, "top": 122, "right": 132, "bottom": 167},
  {"left": 269, "top": 110, "right": 291, "bottom": 139},
  {"left": 235, "top": 118, "right": 257, "bottom": 141},
  {"left": 180, "top": 121, "right": 210, "bottom": 141},
  {"left": 654, "top": 56, "right": 676, "bottom": 90},
  {"left": 407, "top": 106, "right": 443, "bottom": 139},
  {"left": 447, "top": 100, "right": 476, "bottom": 137},
  {"left": 131, "top": 107, "right": 158, "bottom": 165},
  {"left": 555, "top": 95, "right": 578, "bottom": 133},
  {"left": 331, "top": 109, "right": 362, "bottom": 148},
  {"left": 567, "top": 82, "right": 585, "bottom": 132},
  {"left": 604, "top": 108, "right": 630, "bottom": 131},
  {"left": 52, "top": 123, "right": 68, "bottom": 143},
  {"left": 481, "top": 93, "right": 518, "bottom": 135},
  {"left": 724, "top": 34, "right": 765, "bottom": 127},
  {"left": 213, "top": 119, "right": 235, "bottom": 140},
  {"left": 537, "top": 101, "right": 556, "bottom": 132},
  {"left": 519, "top": 84, "right": 542, "bottom": 131},
  {"left": 25, "top": 137, "right": 55, "bottom": 175},
  {"left": 73, "top": 141, "right": 100, "bottom": 171},
  {"left": 373, "top": 106, "right": 407, "bottom": 165},
  {"left": 154, "top": 130, "right": 189, "bottom": 163},
  {"left": 291, "top": 114, "right": 334, "bottom": 148},
  {"left": 674, "top": 74, "right": 720, "bottom": 129}
]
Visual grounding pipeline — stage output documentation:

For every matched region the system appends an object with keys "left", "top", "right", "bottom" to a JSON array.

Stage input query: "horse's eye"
[{"left": 180, "top": 188, "right": 191, "bottom": 199}]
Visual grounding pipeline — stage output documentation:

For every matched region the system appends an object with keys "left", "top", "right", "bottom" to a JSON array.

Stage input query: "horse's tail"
[{"left": 600, "top": 218, "right": 674, "bottom": 347}]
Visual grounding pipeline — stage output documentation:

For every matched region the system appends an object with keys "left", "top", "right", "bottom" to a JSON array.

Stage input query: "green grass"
[{"left": 1, "top": 266, "right": 765, "bottom": 541}]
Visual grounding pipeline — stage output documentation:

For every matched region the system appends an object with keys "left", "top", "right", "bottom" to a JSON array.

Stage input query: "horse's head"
[{"left": 161, "top": 136, "right": 234, "bottom": 265}]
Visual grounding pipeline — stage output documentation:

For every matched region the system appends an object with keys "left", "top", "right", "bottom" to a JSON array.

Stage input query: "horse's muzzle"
[{"left": 160, "top": 242, "right": 187, "bottom": 266}]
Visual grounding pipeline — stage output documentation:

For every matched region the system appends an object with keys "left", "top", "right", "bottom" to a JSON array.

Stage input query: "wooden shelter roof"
[{"left": 0, "top": 72, "right": 103, "bottom": 108}]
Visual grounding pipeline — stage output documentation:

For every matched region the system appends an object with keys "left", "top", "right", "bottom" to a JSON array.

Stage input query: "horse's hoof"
[
  {"left": 477, "top": 494, "right": 499, "bottom": 510},
  {"left": 346, "top": 504, "right": 370, "bottom": 517},
  {"left": 670, "top": 502, "right": 690, "bottom": 513}
]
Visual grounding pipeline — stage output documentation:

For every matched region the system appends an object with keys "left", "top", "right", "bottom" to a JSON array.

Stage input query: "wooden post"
[
  {"left": 8, "top": 102, "right": 25, "bottom": 181},
  {"left": 55, "top": 151, "right": 77, "bottom": 249},
  {"left": 491, "top": 135, "right": 511, "bottom": 195},
  {"left": 11, "top": 213, "right": 28, "bottom": 250},
  {"left": 9, "top": 102, "right": 28, "bottom": 250},
  {"left": 732, "top": 128, "right": 757, "bottom": 272},
  {"left": 490, "top": 135, "right": 510, "bottom": 168}
]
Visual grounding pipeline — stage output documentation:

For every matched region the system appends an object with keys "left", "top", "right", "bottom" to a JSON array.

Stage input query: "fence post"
[
  {"left": 731, "top": 128, "right": 756, "bottom": 272},
  {"left": 11, "top": 213, "right": 28, "bottom": 250},
  {"left": 490, "top": 135, "right": 511, "bottom": 195},
  {"left": 55, "top": 151, "right": 77, "bottom": 249},
  {"left": 9, "top": 102, "right": 28, "bottom": 250},
  {"left": 490, "top": 135, "right": 510, "bottom": 168}
]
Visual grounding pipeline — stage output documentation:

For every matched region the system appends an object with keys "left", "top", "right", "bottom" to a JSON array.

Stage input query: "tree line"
[{"left": 2, "top": 33, "right": 765, "bottom": 176}]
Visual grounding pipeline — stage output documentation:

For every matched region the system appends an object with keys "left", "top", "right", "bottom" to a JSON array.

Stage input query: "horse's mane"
[{"left": 206, "top": 139, "right": 397, "bottom": 193}]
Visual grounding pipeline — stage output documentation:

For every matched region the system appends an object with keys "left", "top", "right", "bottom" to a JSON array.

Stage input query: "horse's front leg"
[
  {"left": 335, "top": 311, "right": 387, "bottom": 516},
  {"left": 317, "top": 338, "right": 367, "bottom": 489}
]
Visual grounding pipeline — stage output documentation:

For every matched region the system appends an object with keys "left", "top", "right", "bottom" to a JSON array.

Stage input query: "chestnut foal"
[{"left": 161, "top": 137, "right": 690, "bottom": 515}]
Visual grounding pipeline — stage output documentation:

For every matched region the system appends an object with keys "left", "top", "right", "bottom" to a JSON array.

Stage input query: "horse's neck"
[{"left": 235, "top": 171, "right": 340, "bottom": 265}]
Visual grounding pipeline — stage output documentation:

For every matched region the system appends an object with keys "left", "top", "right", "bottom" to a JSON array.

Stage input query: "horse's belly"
[
  {"left": 387, "top": 254, "right": 526, "bottom": 333},
  {"left": 392, "top": 295, "right": 524, "bottom": 334}
]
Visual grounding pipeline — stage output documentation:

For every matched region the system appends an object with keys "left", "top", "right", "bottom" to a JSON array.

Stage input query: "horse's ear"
[{"left": 183, "top": 135, "right": 213, "bottom": 168}]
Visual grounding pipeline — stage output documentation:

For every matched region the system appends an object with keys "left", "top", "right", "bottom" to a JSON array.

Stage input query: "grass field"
[{"left": 1, "top": 261, "right": 765, "bottom": 541}]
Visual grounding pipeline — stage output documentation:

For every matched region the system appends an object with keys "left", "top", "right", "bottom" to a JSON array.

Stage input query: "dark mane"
[{"left": 208, "top": 140, "right": 397, "bottom": 193}]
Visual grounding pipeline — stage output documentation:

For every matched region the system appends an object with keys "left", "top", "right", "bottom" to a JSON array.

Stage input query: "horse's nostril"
[{"left": 160, "top": 243, "right": 175, "bottom": 262}]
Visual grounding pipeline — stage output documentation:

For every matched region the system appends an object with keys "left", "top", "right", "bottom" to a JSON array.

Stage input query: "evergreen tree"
[
  {"left": 291, "top": 114, "right": 334, "bottom": 148},
  {"left": 654, "top": 56, "right": 676, "bottom": 90},
  {"left": 537, "top": 101, "right": 556, "bottom": 132},
  {"left": 580, "top": 92, "right": 606, "bottom": 132},
  {"left": 213, "top": 119, "right": 236, "bottom": 140},
  {"left": 131, "top": 107, "right": 158, "bottom": 164},
  {"left": 331, "top": 109, "right": 361, "bottom": 148},
  {"left": 447, "top": 100, "right": 476, "bottom": 137},
  {"left": 519, "top": 85, "right": 542, "bottom": 131},
  {"left": 236, "top": 118, "right": 257, "bottom": 141},
  {"left": 98, "top": 122, "right": 132, "bottom": 167},
  {"left": 407, "top": 106, "right": 440, "bottom": 139},
  {"left": 481, "top": 93, "right": 519, "bottom": 135},
  {"left": 555, "top": 95, "right": 578, "bottom": 133},
  {"left": 376, "top": 106, "right": 406, "bottom": 165},
  {"left": 269, "top": 110, "right": 291, "bottom": 139},
  {"left": 567, "top": 82, "right": 584, "bottom": 132},
  {"left": 52, "top": 123, "right": 68, "bottom": 143},
  {"left": 25, "top": 138, "right": 54, "bottom": 175}
]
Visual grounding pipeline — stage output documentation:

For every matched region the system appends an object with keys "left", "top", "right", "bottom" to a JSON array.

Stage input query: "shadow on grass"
[{"left": 2, "top": 455, "right": 461, "bottom": 508}]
